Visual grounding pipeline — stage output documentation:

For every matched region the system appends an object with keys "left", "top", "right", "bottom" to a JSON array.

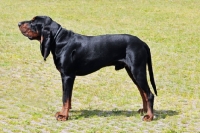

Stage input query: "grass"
[{"left": 0, "top": 0, "right": 200, "bottom": 132}]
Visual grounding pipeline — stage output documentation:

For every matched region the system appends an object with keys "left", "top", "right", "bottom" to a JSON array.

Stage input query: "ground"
[{"left": 0, "top": 0, "right": 199, "bottom": 132}]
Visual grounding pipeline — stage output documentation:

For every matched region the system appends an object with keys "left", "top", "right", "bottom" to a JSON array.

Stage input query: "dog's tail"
[{"left": 144, "top": 44, "right": 157, "bottom": 96}]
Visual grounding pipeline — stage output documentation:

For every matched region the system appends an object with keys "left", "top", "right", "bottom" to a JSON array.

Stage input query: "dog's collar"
[{"left": 54, "top": 26, "right": 62, "bottom": 40}]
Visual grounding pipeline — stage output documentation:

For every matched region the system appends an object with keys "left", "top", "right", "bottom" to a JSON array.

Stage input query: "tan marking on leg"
[
  {"left": 55, "top": 98, "right": 70, "bottom": 121},
  {"left": 142, "top": 92, "right": 154, "bottom": 121},
  {"left": 137, "top": 88, "right": 148, "bottom": 114}
]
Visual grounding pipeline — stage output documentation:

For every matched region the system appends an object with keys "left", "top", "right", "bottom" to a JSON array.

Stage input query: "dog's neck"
[{"left": 54, "top": 26, "right": 62, "bottom": 40}]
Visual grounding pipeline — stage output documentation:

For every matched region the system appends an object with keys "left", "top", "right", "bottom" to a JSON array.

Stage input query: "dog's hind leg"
[
  {"left": 125, "top": 67, "right": 148, "bottom": 114},
  {"left": 125, "top": 59, "right": 154, "bottom": 121},
  {"left": 135, "top": 73, "right": 154, "bottom": 121}
]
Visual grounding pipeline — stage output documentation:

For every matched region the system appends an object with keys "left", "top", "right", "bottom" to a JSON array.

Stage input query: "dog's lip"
[
  {"left": 20, "top": 31, "right": 32, "bottom": 39},
  {"left": 20, "top": 28, "right": 28, "bottom": 33},
  {"left": 21, "top": 32, "right": 28, "bottom": 37},
  {"left": 19, "top": 28, "right": 30, "bottom": 38}
]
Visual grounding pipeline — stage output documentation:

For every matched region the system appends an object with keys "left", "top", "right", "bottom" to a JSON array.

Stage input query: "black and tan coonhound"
[{"left": 18, "top": 16, "right": 157, "bottom": 121}]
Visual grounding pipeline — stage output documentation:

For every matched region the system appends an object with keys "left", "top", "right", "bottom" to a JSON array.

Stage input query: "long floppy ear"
[{"left": 40, "top": 29, "right": 52, "bottom": 61}]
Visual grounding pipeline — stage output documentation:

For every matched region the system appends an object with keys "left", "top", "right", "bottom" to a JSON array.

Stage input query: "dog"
[{"left": 18, "top": 16, "right": 157, "bottom": 121}]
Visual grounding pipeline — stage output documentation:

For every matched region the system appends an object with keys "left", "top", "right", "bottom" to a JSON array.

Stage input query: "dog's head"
[{"left": 18, "top": 16, "right": 61, "bottom": 60}]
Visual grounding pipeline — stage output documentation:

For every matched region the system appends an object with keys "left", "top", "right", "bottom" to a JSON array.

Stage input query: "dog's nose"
[{"left": 18, "top": 22, "right": 22, "bottom": 27}]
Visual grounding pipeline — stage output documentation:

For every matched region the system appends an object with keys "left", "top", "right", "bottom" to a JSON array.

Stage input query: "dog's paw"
[
  {"left": 142, "top": 114, "right": 153, "bottom": 122},
  {"left": 55, "top": 112, "right": 68, "bottom": 121}
]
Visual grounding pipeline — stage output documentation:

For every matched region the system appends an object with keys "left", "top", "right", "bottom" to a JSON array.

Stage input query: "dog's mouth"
[
  {"left": 18, "top": 23, "right": 40, "bottom": 40},
  {"left": 20, "top": 29, "right": 31, "bottom": 38}
]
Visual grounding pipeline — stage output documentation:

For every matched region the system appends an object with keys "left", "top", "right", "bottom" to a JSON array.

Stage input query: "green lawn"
[{"left": 0, "top": 0, "right": 199, "bottom": 132}]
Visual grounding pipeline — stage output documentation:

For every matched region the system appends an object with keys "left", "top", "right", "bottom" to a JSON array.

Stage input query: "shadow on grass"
[
  {"left": 69, "top": 109, "right": 179, "bottom": 120},
  {"left": 154, "top": 110, "right": 179, "bottom": 120}
]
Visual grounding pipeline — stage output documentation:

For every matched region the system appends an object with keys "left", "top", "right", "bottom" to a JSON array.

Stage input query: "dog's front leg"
[{"left": 55, "top": 73, "right": 75, "bottom": 121}]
